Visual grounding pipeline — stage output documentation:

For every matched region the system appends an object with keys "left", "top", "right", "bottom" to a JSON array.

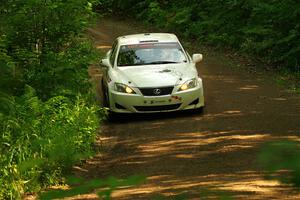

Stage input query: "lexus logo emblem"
[{"left": 153, "top": 88, "right": 161, "bottom": 95}]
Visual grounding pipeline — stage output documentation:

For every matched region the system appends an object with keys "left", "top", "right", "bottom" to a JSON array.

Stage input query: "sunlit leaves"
[{"left": 0, "top": 86, "right": 99, "bottom": 198}]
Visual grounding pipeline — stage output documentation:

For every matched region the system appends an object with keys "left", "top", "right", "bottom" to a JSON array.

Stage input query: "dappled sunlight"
[
  {"left": 279, "top": 135, "right": 300, "bottom": 142},
  {"left": 203, "top": 75, "right": 238, "bottom": 84},
  {"left": 270, "top": 97, "right": 288, "bottom": 101},
  {"left": 202, "top": 110, "right": 244, "bottom": 120},
  {"left": 60, "top": 172, "right": 296, "bottom": 199},
  {"left": 64, "top": 194, "right": 99, "bottom": 200},
  {"left": 220, "top": 179, "right": 281, "bottom": 194},
  {"left": 175, "top": 130, "right": 255, "bottom": 137},
  {"left": 223, "top": 110, "right": 242, "bottom": 114},
  {"left": 111, "top": 184, "right": 161, "bottom": 198},
  {"left": 239, "top": 85, "right": 259, "bottom": 91},
  {"left": 137, "top": 132, "right": 270, "bottom": 158},
  {"left": 109, "top": 172, "right": 300, "bottom": 200},
  {"left": 111, "top": 179, "right": 214, "bottom": 199},
  {"left": 148, "top": 175, "right": 172, "bottom": 181},
  {"left": 97, "top": 136, "right": 118, "bottom": 145},
  {"left": 141, "top": 121, "right": 167, "bottom": 130},
  {"left": 96, "top": 45, "right": 112, "bottom": 49},
  {"left": 73, "top": 166, "right": 89, "bottom": 173},
  {"left": 174, "top": 154, "right": 195, "bottom": 159},
  {"left": 216, "top": 144, "right": 253, "bottom": 153}
]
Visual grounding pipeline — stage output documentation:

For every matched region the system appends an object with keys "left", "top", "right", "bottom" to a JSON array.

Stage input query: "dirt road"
[{"left": 78, "top": 18, "right": 300, "bottom": 199}]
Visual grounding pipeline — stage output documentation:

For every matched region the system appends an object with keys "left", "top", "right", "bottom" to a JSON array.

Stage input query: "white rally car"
[{"left": 100, "top": 33, "right": 205, "bottom": 115}]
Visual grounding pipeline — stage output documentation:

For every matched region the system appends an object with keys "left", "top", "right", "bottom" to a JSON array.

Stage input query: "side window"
[{"left": 109, "top": 41, "right": 118, "bottom": 67}]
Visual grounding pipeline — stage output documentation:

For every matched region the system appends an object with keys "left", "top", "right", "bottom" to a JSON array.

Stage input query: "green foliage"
[
  {"left": 27, "top": 39, "right": 100, "bottom": 99},
  {"left": 0, "top": 37, "right": 23, "bottom": 96},
  {"left": 0, "top": 0, "right": 101, "bottom": 98},
  {"left": 259, "top": 140, "right": 300, "bottom": 187},
  {"left": 104, "top": 0, "right": 300, "bottom": 72},
  {"left": 144, "top": 1, "right": 166, "bottom": 27},
  {"left": 0, "top": 87, "right": 99, "bottom": 199},
  {"left": 0, "top": 0, "right": 102, "bottom": 199},
  {"left": 39, "top": 175, "right": 146, "bottom": 200}
]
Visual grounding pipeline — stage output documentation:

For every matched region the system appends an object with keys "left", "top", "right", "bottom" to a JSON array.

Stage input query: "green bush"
[
  {"left": 259, "top": 140, "right": 300, "bottom": 188},
  {"left": 0, "top": 0, "right": 103, "bottom": 199},
  {"left": 104, "top": 0, "right": 300, "bottom": 72},
  {"left": 0, "top": 87, "right": 99, "bottom": 199}
]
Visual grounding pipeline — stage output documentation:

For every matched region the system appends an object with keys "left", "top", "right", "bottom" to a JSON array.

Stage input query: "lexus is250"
[{"left": 100, "top": 33, "right": 205, "bottom": 116}]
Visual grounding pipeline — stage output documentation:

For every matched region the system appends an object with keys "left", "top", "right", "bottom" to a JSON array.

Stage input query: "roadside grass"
[{"left": 273, "top": 71, "right": 300, "bottom": 94}]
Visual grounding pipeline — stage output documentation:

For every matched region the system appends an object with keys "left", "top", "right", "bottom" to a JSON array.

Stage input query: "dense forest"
[
  {"left": 0, "top": 0, "right": 101, "bottom": 198},
  {"left": 99, "top": 0, "right": 300, "bottom": 72},
  {"left": 1, "top": 0, "right": 300, "bottom": 199}
]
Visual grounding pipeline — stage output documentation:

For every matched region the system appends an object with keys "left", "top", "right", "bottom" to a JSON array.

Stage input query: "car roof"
[{"left": 117, "top": 33, "right": 179, "bottom": 45}]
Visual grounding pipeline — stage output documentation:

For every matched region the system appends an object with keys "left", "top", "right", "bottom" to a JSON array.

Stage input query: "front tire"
[
  {"left": 102, "top": 80, "right": 110, "bottom": 108},
  {"left": 102, "top": 84, "right": 119, "bottom": 122},
  {"left": 106, "top": 110, "right": 118, "bottom": 122},
  {"left": 195, "top": 106, "right": 205, "bottom": 114}
]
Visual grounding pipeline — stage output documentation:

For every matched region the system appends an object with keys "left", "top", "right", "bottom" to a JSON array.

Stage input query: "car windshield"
[{"left": 117, "top": 42, "right": 187, "bottom": 67}]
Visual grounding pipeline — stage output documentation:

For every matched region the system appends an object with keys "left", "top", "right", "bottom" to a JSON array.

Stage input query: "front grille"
[
  {"left": 139, "top": 86, "right": 174, "bottom": 96},
  {"left": 134, "top": 103, "right": 181, "bottom": 112}
]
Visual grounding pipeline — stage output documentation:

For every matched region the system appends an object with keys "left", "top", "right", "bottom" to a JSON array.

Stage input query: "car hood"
[{"left": 116, "top": 63, "right": 197, "bottom": 88}]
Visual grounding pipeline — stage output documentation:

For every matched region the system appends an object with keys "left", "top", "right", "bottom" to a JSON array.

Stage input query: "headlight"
[
  {"left": 178, "top": 78, "right": 197, "bottom": 91},
  {"left": 115, "top": 83, "right": 136, "bottom": 94}
]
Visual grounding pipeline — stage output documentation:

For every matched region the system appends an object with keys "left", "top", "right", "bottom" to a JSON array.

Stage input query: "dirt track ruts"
[{"left": 76, "top": 18, "right": 300, "bottom": 200}]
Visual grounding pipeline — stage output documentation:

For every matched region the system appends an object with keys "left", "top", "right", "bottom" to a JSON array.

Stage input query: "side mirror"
[
  {"left": 192, "top": 54, "right": 203, "bottom": 63},
  {"left": 101, "top": 58, "right": 110, "bottom": 68}
]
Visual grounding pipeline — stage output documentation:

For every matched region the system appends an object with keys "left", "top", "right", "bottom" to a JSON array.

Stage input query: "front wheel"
[
  {"left": 102, "top": 81, "right": 110, "bottom": 108},
  {"left": 103, "top": 87, "right": 119, "bottom": 122},
  {"left": 106, "top": 110, "right": 118, "bottom": 122}
]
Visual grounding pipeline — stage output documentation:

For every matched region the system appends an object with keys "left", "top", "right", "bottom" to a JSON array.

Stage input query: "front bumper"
[{"left": 108, "top": 83, "right": 204, "bottom": 113}]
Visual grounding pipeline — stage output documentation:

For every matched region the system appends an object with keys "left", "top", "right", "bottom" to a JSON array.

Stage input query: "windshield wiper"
[{"left": 147, "top": 61, "right": 180, "bottom": 65}]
